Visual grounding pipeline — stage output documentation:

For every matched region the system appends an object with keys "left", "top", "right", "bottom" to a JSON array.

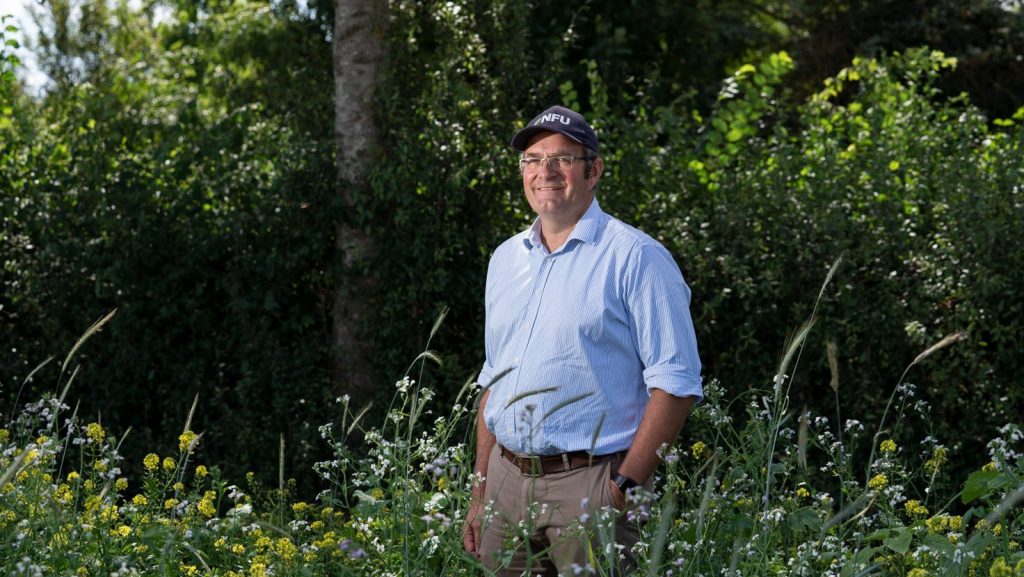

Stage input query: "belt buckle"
[{"left": 521, "top": 455, "right": 544, "bottom": 477}]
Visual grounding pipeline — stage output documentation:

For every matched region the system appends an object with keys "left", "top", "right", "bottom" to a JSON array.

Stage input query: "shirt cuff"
[{"left": 643, "top": 364, "right": 704, "bottom": 404}]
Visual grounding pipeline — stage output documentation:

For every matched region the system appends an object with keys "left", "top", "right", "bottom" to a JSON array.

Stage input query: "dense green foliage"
[{"left": 1, "top": 0, "right": 1022, "bottom": 494}]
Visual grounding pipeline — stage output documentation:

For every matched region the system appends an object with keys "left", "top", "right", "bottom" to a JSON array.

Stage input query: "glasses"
[{"left": 519, "top": 155, "right": 588, "bottom": 174}]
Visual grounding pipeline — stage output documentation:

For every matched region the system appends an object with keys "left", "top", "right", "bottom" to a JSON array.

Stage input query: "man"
[{"left": 463, "top": 105, "right": 703, "bottom": 576}]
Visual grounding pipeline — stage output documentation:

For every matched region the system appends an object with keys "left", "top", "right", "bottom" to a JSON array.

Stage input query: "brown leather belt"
[{"left": 499, "top": 445, "right": 620, "bottom": 477}]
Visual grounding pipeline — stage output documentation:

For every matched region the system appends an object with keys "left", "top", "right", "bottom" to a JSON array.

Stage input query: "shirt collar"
[{"left": 524, "top": 197, "right": 607, "bottom": 252}]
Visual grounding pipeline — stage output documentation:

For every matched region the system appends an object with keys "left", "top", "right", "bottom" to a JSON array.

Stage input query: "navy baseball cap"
[{"left": 510, "top": 105, "right": 599, "bottom": 153}]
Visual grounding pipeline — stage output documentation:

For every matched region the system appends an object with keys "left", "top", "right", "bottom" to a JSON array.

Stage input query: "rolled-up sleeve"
[{"left": 627, "top": 244, "right": 703, "bottom": 403}]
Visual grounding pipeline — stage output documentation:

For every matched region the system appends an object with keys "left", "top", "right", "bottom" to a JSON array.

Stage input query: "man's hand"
[
  {"left": 462, "top": 496, "right": 485, "bottom": 555},
  {"left": 608, "top": 479, "right": 627, "bottom": 511}
]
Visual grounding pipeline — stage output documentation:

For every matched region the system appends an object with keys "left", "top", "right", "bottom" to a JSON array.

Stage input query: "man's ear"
[{"left": 588, "top": 157, "right": 604, "bottom": 185}]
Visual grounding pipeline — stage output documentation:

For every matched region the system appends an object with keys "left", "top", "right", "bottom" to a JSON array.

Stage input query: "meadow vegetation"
[{"left": 1, "top": 307, "right": 1022, "bottom": 576}]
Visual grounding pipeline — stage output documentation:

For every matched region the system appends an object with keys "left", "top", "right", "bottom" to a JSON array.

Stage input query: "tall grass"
[{"left": 1, "top": 307, "right": 1022, "bottom": 576}]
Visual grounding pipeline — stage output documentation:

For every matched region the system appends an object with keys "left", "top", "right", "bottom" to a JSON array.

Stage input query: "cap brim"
[{"left": 510, "top": 125, "right": 584, "bottom": 151}]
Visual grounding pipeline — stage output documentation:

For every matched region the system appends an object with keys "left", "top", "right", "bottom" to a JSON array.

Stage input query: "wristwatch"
[{"left": 611, "top": 472, "right": 640, "bottom": 493}]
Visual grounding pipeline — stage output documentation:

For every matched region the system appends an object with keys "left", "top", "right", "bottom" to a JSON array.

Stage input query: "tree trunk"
[{"left": 332, "top": 0, "right": 385, "bottom": 398}]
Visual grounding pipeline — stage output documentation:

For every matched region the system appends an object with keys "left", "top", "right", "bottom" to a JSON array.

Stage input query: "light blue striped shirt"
[{"left": 479, "top": 198, "right": 703, "bottom": 456}]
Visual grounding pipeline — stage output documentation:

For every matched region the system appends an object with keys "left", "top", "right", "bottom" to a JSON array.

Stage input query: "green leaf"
[
  {"left": 788, "top": 507, "right": 821, "bottom": 532},
  {"left": 961, "top": 470, "right": 1016, "bottom": 504},
  {"left": 883, "top": 528, "right": 912, "bottom": 554}
]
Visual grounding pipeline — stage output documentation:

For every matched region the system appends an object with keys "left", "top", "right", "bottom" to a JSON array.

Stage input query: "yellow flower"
[
  {"left": 880, "top": 439, "right": 897, "bottom": 454},
  {"left": 949, "top": 515, "right": 964, "bottom": 531},
  {"left": 273, "top": 537, "right": 298, "bottom": 561},
  {"left": 232, "top": 543, "right": 246, "bottom": 555},
  {"left": 85, "top": 422, "right": 106, "bottom": 443},
  {"left": 292, "top": 501, "right": 310, "bottom": 515},
  {"left": 179, "top": 430, "right": 197, "bottom": 453},
  {"left": 54, "top": 484, "right": 74, "bottom": 505},
  {"left": 0, "top": 428, "right": 9, "bottom": 442},
  {"left": 982, "top": 462, "right": 997, "bottom": 472},
  {"left": 924, "top": 446, "right": 949, "bottom": 474},
  {"left": 115, "top": 478, "right": 128, "bottom": 491},
  {"left": 214, "top": 538, "right": 227, "bottom": 549},
  {"left": 198, "top": 491, "right": 217, "bottom": 518},
  {"left": 132, "top": 494, "right": 148, "bottom": 507},
  {"left": 143, "top": 453, "right": 160, "bottom": 472},
  {"left": 868, "top": 474, "right": 888, "bottom": 490},
  {"left": 437, "top": 476, "right": 449, "bottom": 490},
  {"left": 164, "top": 498, "right": 179, "bottom": 510},
  {"left": 908, "top": 569, "right": 928, "bottom": 577},
  {"left": 162, "top": 457, "right": 177, "bottom": 471},
  {"left": 993, "top": 522, "right": 1003, "bottom": 536},
  {"left": 179, "top": 564, "right": 198, "bottom": 577},
  {"left": 904, "top": 499, "right": 929, "bottom": 518},
  {"left": 796, "top": 486, "right": 810, "bottom": 499},
  {"left": 195, "top": 465, "right": 208, "bottom": 478},
  {"left": 989, "top": 557, "right": 1012, "bottom": 577},
  {"left": 249, "top": 562, "right": 267, "bottom": 577},
  {"left": 93, "top": 460, "right": 108, "bottom": 473},
  {"left": 113, "top": 525, "right": 132, "bottom": 538},
  {"left": 691, "top": 441, "right": 708, "bottom": 460},
  {"left": 67, "top": 471, "right": 80, "bottom": 482},
  {"left": 926, "top": 515, "right": 948, "bottom": 533},
  {"left": 83, "top": 479, "right": 96, "bottom": 492},
  {"left": 310, "top": 520, "right": 325, "bottom": 531},
  {"left": 173, "top": 482, "right": 185, "bottom": 492}
]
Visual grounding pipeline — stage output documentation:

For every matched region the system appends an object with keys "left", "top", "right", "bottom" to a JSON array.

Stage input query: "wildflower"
[
  {"left": 164, "top": 498, "right": 179, "bottom": 510},
  {"left": 880, "top": 439, "right": 897, "bottom": 454},
  {"left": 198, "top": 491, "right": 217, "bottom": 518},
  {"left": 143, "top": 453, "right": 160, "bottom": 472},
  {"left": 691, "top": 441, "right": 708, "bottom": 460},
  {"left": 924, "top": 446, "right": 949, "bottom": 474},
  {"left": 93, "top": 460, "right": 108, "bottom": 473},
  {"left": 113, "top": 525, "right": 132, "bottom": 538},
  {"left": 85, "top": 422, "right": 106, "bottom": 443},
  {"left": 989, "top": 557, "right": 1012, "bottom": 577},
  {"left": 133, "top": 494, "right": 148, "bottom": 507},
  {"left": 67, "top": 471, "right": 80, "bottom": 482},
  {"left": 195, "top": 465, "right": 208, "bottom": 478},
  {"left": 796, "top": 486, "right": 811, "bottom": 499},
  {"left": 249, "top": 561, "right": 267, "bottom": 577},
  {"left": 908, "top": 569, "right": 928, "bottom": 577},
  {"left": 904, "top": 499, "right": 929, "bottom": 518},
  {"left": 162, "top": 457, "right": 176, "bottom": 471},
  {"left": 292, "top": 501, "right": 310, "bottom": 515},
  {"left": 232, "top": 543, "right": 246, "bottom": 555},
  {"left": 949, "top": 515, "right": 964, "bottom": 531},
  {"left": 173, "top": 482, "right": 185, "bottom": 492},
  {"left": 0, "top": 429, "right": 8, "bottom": 442},
  {"left": 115, "top": 478, "right": 128, "bottom": 491},
  {"left": 982, "top": 462, "right": 997, "bottom": 472},
  {"left": 179, "top": 564, "right": 198, "bottom": 577},
  {"left": 179, "top": 430, "right": 197, "bottom": 452},
  {"left": 926, "top": 515, "right": 948, "bottom": 533},
  {"left": 274, "top": 537, "right": 298, "bottom": 560},
  {"left": 868, "top": 474, "right": 888, "bottom": 490}
]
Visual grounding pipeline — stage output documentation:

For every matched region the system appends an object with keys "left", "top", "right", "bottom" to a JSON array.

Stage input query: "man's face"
[{"left": 521, "top": 132, "right": 602, "bottom": 223}]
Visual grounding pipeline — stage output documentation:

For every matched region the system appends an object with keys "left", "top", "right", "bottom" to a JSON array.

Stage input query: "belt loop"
[{"left": 561, "top": 452, "right": 571, "bottom": 472}]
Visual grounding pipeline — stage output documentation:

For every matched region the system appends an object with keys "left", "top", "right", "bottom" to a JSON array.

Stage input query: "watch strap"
[{"left": 611, "top": 472, "right": 640, "bottom": 493}]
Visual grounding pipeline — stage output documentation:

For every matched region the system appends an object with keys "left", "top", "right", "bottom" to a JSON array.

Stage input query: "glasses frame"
[{"left": 518, "top": 155, "right": 589, "bottom": 174}]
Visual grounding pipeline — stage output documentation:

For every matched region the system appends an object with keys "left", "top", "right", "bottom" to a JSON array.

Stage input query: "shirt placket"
[{"left": 506, "top": 248, "right": 557, "bottom": 452}]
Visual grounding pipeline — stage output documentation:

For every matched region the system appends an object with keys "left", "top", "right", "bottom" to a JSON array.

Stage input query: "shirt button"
[
  {"left": 524, "top": 321, "right": 532, "bottom": 330},
  {"left": 535, "top": 289, "right": 542, "bottom": 296},
  {"left": 513, "top": 356, "right": 521, "bottom": 364}
]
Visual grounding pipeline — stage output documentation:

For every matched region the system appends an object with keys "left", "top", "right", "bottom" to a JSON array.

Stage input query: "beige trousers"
[{"left": 477, "top": 444, "right": 641, "bottom": 577}]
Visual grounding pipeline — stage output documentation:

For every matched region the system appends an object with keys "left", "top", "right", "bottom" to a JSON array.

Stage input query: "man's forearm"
[
  {"left": 616, "top": 389, "right": 696, "bottom": 484},
  {"left": 472, "top": 389, "right": 496, "bottom": 499}
]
